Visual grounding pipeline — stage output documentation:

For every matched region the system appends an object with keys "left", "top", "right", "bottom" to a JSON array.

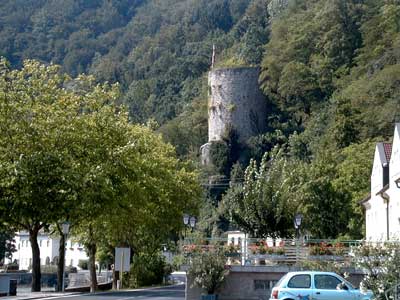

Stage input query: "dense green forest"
[{"left": 1, "top": 0, "right": 400, "bottom": 239}]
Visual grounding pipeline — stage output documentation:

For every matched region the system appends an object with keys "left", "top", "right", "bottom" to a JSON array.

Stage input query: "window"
[
  {"left": 254, "top": 280, "right": 277, "bottom": 290},
  {"left": 39, "top": 240, "right": 42, "bottom": 247},
  {"left": 314, "top": 275, "right": 342, "bottom": 290},
  {"left": 47, "top": 240, "right": 50, "bottom": 247},
  {"left": 238, "top": 237, "right": 242, "bottom": 245},
  {"left": 231, "top": 237, "right": 235, "bottom": 244},
  {"left": 287, "top": 275, "right": 311, "bottom": 289}
]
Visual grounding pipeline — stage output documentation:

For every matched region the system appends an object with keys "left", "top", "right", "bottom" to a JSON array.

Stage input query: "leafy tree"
[
  {"left": 299, "top": 151, "right": 350, "bottom": 239},
  {"left": 0, "top": 227, "right": 16, "bottom": 263},
  {"left": 332, "top": 141, "right": 376, "bottom": 238},
  {"left": 188, "top": 248, "right": 229, "bottom": 295},
  {"left": 70, "top": 117, "right": 201, "bottom": 291},
  {"left": 332, "top": 97, "right": 360, "bottom": 148},
  {"left": 0, "top": 59, "right": 83, "bottom": 291},
  {"left": 0, "top": 58, "right": 201, "bottom": 292},
  {"left": 222, "top": 147, "right": 299, "bottom": 239}
]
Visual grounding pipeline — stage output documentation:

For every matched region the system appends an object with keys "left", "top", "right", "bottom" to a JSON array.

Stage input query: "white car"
[{"left": 270, "top": 271, "right": 373, "bottom": 300}]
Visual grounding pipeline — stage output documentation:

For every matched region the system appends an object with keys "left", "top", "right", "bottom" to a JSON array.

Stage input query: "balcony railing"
[{"left": 181, "top": 237, "right": 362, "bottom": 266}]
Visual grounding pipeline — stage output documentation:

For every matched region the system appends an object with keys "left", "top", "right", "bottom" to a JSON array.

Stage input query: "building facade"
[
  {"left": 7, "top": 231, "right": 88, "bottom": 270},
  {"left": 363, "top": 124, "right": 400, "bottom": 240}
]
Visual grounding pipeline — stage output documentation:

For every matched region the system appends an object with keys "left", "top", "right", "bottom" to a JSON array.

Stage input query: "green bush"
[
  {"left": 78, "top": 259, "right": 89, "bottom": 270},
  {"left": 172, "top": 254, "right": 185, "bottom": 271},
  {"left": 188, "top": 249, "right": 229, "bottom": 294},
  {"left": 127, "top": 254, "right": 167, "bottom": 288},
  {"left": 209, "top": 141, "right": 230, "bottom": 175}
]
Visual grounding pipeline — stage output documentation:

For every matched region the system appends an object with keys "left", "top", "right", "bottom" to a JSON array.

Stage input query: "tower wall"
[{"left": 207, "top": 67, "right": 267, "bottom": 143}]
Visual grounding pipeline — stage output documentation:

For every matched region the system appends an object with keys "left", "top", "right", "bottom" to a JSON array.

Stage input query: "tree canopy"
[{"left": 0, "top": 59, "right": 200, "bottom": 290}]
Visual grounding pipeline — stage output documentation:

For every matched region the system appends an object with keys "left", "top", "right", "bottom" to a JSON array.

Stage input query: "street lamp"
[
  {"left": 293, "top": 214, "right": 302, "bottom": 264},
  {"left": 61, "top": 221, "right": 70, "bottom": 292},
  {"left": 294, "top": 213, "right": 303, "bottom": 238}
]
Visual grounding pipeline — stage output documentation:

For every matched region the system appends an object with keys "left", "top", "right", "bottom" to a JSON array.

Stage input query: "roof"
[
  {"left": 383, "top": 143, "right": 392, "bottom": 163},
  {"left": 375, "top": 142, "right": 391, "bottom": 167},
  {"left": 286, "top": 271, "right": 340, "bottom": 276},
  {"left": 383, "top": 143, "right": 392, "bottom": 162}
]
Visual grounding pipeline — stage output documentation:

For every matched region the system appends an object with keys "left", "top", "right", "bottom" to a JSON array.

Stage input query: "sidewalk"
[{"left": 1, "top": 288, "right": 81, "bottom": 300}]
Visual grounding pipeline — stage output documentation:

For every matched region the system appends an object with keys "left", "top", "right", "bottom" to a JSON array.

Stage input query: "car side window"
[
  {"left": 287, "top": 275, "right": 311, "bottom": 288},
  {"left": 314, "top": 275, "right": 342, "bottom": 290}
]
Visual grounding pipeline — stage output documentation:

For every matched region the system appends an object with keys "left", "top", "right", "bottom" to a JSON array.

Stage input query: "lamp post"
[
  {"left": 293, "top": 214, "right": 303, "bottom": 264},
  {"left": 183, "top": 214, "right": 190, "bottom": 238},
  {"left": 61, "top": 221, "right": 70, "bottom": 292}
]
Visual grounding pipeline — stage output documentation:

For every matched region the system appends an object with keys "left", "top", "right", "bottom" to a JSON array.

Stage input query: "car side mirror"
[{"left": 337, "top": 282, "right": 349, "bottom": 290}]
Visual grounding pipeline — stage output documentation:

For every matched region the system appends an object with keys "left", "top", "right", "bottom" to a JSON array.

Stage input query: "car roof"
[{"left": 286, "top": 271, "right": 339, "bottom": 276}]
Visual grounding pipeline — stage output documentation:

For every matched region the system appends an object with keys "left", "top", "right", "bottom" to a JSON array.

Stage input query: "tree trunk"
[
  {"left": 56, "top": 231, "right": 65, "bottom": 292},
  {"left": 29, "top": 226, "right": 41, "bottom": 292},
  {"left": 88, "top": 242, "right": 97, "bottom": 292},
  {"left": 111, "top": 250, "right": 117, "bottom": 289}
]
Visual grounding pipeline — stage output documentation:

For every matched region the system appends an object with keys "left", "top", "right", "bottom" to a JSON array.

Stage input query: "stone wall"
[
  {"left": 207, "top": 67, "right": 267, "bottom": 144},
  {"left": 186, "top": 266, "right": 365, "bottom": 300}
]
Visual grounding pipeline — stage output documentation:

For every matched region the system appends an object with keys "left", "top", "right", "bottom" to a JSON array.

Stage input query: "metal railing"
[{"left": 181, "top": 237, "right": 362, "bottom": 266}]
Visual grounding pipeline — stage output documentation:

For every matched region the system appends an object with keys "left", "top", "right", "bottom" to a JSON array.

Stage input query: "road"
[{"left": 36, "top": 285, "right": 185, "bottom": 300}]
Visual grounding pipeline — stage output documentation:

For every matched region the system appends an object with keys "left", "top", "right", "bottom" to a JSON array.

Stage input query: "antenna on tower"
[{"left": 211, "top": 44, "right": 216, "bottom": 69}]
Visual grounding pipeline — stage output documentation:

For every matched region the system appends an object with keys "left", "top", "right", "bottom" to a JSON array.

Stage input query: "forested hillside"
[
  {"left": 223, "top": 0, "right": 400, "bottom": 239},
  {"left": 1, "top": 0, "right": 400, "bottom": 239}
]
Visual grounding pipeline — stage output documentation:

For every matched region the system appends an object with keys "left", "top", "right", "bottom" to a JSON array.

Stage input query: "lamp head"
[
  {"left": 189, "top": 216, "right": 196, "bottom": 228},
  {"left": 183, "top": 214, "right": 190, "bottom": 225},
  {"left": 61, "top": 221, "right": 70, "bottom": 235},
  {"left": 294, "top": 213, "right": 303, "bottom": 228}
]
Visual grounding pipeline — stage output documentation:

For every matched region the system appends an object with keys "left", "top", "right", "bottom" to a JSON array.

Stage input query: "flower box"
[
  {"left": 308, "top": 255, "right": 344, "bottom": 261},
  {"left": 254, "top": 254, "right": 286, "bottom": 261}
]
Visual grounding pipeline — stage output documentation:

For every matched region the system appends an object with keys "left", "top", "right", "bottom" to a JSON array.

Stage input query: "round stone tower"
[{"left": 201, "top": 67, "right": 267, "bottom": 165}]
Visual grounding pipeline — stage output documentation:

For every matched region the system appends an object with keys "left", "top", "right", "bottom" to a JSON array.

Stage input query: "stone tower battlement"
[{"left": 201, "top": 67, "right": 267, "bottom": 166}]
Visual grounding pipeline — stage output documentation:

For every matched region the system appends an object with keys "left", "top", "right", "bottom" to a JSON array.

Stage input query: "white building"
[
  {"left": 362, "top": 123, "right": 400, "bottom": 240},
  {"left": 8, "top": 231, "right": 88, "bottom": 270}
]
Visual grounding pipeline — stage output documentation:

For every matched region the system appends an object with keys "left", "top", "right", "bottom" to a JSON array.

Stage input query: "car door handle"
[{"left": 316, "top": 292, "right": 321, "bottom": 294}]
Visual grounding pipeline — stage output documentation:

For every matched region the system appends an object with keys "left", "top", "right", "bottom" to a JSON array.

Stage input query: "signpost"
[{"left": 115, "top": 248, "right": 130, "bottom": 289}]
